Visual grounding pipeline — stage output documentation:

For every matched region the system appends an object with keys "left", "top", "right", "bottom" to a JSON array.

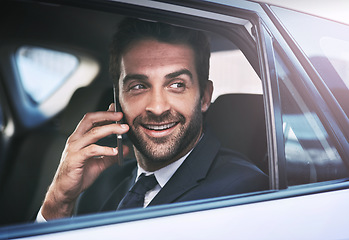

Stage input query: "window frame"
[{"left": 255, "top": 21, "right": 286, "bottom": 190}]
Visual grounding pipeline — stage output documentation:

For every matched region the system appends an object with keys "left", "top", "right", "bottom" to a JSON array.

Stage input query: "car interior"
[{"left": 0, "top": 1, "right": 268, "bottom": 226}]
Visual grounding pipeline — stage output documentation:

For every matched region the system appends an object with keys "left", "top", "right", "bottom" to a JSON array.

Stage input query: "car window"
[
  {"left": 271, "top": 6, "right": 349, "bottom": 118},
  {"left": 275, "top": 51, "right": 349, "bottom": 186},
  {"left": 210, "top": 49, "right": 262, "bottom": 101},
  {"left": 15, "top": 46, "right": 79, "bottom": 104}
]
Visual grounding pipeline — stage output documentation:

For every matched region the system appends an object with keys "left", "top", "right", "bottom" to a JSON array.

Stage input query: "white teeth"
[{"left": 145, "top": 122, "right": 176, "bottom": 130}]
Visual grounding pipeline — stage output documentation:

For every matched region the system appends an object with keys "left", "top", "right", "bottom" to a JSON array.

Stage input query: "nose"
[{"left": 145, "top": 88, "right": 171, "bottom": 116}]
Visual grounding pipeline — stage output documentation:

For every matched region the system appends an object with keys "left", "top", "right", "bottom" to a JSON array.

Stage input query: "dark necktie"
[{"left": 117, "top": 174, "right": 158, "bottom": 210}]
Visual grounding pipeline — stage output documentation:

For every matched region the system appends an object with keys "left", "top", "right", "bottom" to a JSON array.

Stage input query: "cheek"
[
  {"left": 170, "top": 95, "right": 201, "bottom": 116},
  {"left": 120, "top": 97, "right": 144, "bottom": 124},
  {"left": 123, "top": 107, "right": 140, "bottom": 124}
]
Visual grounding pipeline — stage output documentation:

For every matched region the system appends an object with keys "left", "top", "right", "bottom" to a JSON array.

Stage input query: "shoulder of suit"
[{"left": 213, "top": 147, "right": 266, "bottom": 175}]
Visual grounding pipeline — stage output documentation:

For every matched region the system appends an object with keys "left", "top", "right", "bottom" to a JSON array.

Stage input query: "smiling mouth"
[{"left": 143, "top": 122, "right": 178, "bottom": 131}]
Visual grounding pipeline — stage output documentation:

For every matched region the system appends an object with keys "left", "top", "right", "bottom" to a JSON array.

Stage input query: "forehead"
[{"left": 121, "top": 39, "right": 196, "bottom": 72}]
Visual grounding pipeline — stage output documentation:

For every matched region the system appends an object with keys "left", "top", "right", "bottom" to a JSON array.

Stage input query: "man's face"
[{"left": 118, "top": 39, "right": 211, "bottom": 170}]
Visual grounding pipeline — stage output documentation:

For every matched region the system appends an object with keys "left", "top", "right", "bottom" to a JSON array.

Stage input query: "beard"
[{"left": 126, "top": 102, "right": 203, "bottom": 164}]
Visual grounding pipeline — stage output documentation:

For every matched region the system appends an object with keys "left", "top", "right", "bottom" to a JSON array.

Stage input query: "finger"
[
  {"left": 70, "top": 111, "right": 123, "bottom": 141},
  {"left": 108, "top": 103, "right": 116, "bottom": 112},
  {"left": 92, "top": 120, "right": 114, "bottom": 128},
  {"left": 76, "top": 123, "right": 129, "bottom": 150},
  {"left": 87, "top": 103, "right": 122, "bottom": 128},
  {"left": 80, "top": 144, "right": 118, "bottom": 160},
  {"left": 94, "top": 145, "right": 129, "bottom": 162}
]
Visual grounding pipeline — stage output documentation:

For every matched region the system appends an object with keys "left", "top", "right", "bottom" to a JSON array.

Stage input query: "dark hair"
[{"left": 109, "top": 18, "right": 210, "bottom": 96}]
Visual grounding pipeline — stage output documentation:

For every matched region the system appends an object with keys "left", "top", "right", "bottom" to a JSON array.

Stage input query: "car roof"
[{"left": 250, "top": 0, "right": 349, "bottom": 25}]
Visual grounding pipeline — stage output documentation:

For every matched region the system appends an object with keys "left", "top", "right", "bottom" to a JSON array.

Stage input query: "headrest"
[{"left": 205, "top": 94, "right": 267, "bottom": 172}]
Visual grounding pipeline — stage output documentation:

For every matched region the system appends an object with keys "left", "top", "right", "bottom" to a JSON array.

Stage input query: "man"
[{"left": 39, "top": 18, "right": 268, "bottom": 220}]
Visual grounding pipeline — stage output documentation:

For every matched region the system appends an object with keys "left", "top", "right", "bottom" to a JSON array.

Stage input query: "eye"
[
  {"left": 170, "top": 82, "right": 185, "bottom": 89},
  {"left": 129, "top": 84, "right": 146, "bottom": 91}
]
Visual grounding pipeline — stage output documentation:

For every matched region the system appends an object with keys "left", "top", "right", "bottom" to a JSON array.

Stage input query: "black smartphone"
[{"left": 113, "top": 84, "right": 123, "bottom": 166}]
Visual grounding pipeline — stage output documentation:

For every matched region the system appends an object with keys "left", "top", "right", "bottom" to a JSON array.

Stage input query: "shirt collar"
[{"left": 136, "top": 150, "right": 191, "bottom": 188}]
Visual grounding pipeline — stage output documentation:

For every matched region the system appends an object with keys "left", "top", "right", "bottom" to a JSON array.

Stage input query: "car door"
[{"left": 1, "top": 0, "right": 349, "bottom": 239}]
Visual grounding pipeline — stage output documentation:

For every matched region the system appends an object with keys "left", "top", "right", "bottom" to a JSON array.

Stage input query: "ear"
[{"left": 201, "top": 80, "right": 213, "bottom": 113}]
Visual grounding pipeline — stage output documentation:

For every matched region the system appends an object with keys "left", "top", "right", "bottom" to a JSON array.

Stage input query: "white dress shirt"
[{"left": 135, "top": 151, "right": 190, "bottom": 207}]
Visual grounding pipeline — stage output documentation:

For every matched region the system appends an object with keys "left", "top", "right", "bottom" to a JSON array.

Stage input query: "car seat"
[{"left": 205, "top": 93, "right": 268, "bottom": 174}]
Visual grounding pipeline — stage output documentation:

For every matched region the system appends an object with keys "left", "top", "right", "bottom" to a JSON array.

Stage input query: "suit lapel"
[{"left": 149, "top": 129, "right": 221, "bottom": 206}]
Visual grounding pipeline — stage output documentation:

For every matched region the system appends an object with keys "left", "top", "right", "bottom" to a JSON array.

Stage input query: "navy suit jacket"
[{"left": 76, "top": 129, "right": 268, "bottom": 215}]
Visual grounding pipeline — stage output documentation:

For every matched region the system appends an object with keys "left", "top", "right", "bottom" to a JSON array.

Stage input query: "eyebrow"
[
  {"left": 165, "top": 69, "right": 193, "bottom": 82},
  {"left": 122, "top": 74, "right": 148, "bottom": 85}
]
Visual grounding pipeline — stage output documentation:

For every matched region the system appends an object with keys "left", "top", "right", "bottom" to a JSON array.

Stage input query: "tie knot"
[
  {"left": 117, "top": 173, "right": 158, "bottom": 210},
  {"left": 130, "top": 174, "right": 158, "bottom": 196}
]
